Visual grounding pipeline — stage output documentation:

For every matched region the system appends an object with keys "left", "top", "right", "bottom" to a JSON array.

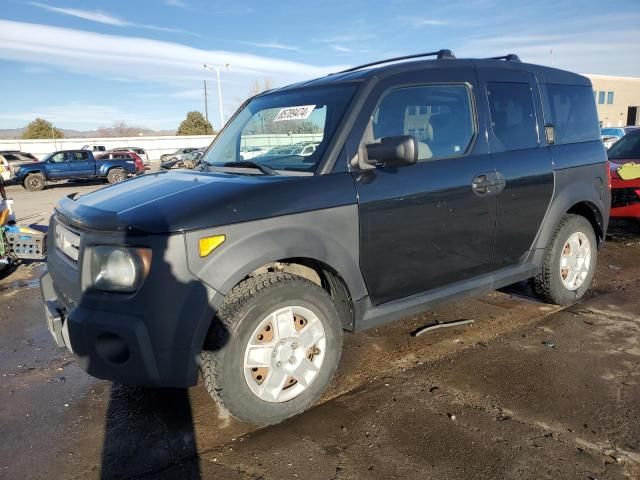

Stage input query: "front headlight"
[{"left": 86, "top": 246, "right": 151, "bottom": 293}]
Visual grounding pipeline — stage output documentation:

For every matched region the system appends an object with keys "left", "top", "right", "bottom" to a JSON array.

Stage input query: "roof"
[{"left": 267, "top": 52, "right": 589, "bottom": 95}]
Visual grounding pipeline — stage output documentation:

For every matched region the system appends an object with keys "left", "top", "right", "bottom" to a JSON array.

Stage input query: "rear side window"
[
  {"left": 546, "top": 84, "right": 601, "bottom": 144},
  {"left": 487, "top": 82, "right": 539, "bottom": 150},
  {"left": 369, "top": 84, "right": 476, "bottom": 161},
  {"left": 70, "top": 152, "right": 89, "bottom": 161}
]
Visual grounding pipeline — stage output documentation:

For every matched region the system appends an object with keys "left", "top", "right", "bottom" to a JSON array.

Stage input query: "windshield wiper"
[{"left": 223, "top": 161, "right": 279, "bottom": 176}]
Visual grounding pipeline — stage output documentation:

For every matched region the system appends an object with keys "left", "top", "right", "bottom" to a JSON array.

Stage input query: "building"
[{"left": 584, "top": 74, "right": 640, "bottom": 127}]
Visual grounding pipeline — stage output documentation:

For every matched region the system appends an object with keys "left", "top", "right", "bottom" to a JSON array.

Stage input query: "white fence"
[
  {"left": 0, "top": 134, "right": 326, "bottom": 161},
  {"left": 0, "top": 135, "right": 216, "bottom": 161}
]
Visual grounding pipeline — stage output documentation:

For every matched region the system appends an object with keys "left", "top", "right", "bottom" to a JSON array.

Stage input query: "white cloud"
[
  {"left": 239, "top": 41, "right": 301, "bottom": 52},
  {"left": 0, "top": 104, "right": 177, "bottom": 130},
  {"left": 165, "top": 0, "right": 189, "bottom": 7},
  {"left": 29, "top": 2, "right": 128, "bottom": 26},
  {"left": 28, "top": 2, "right": 195, "bottom": 36},
  {"left": 398, "top": 16, "right": 449, "bottom": 27},
  {"left": 0, "top": 20, "right": 347, "bottom": 80}
]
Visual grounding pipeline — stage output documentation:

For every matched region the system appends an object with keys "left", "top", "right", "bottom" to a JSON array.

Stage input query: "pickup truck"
[{"left": 15, "top": 150, "right": 144, "bottom": 192}]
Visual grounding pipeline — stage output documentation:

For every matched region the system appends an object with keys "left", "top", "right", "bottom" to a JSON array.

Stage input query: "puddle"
[{"left": 0, "top": 277, "right": 40, "bottom": 292}]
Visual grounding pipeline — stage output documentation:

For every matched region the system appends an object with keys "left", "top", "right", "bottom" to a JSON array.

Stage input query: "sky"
[{"left": 0, "top": 0, "right": 639, "bottom": 131}]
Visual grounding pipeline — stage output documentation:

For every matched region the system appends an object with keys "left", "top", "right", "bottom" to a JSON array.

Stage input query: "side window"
[
  {"left": 70, "top": 152, "right": 89, "bottom": 161},
  {"left": 50, "top": 153, "right": 66, "bottom": 163},
  {"left": 546, "top": 84, "right": 601, "bottom": 144},
  {"left": 598, "top": 91, "right": 605, "bottom": 105},
  {"left": 487, "top": 82, "right": 538, "bottom": 150},
  {"left": 369, "top": 84, "right": 475, "bottom": 161}
]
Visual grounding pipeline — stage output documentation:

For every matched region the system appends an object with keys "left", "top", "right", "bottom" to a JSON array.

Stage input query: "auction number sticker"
[{"left": 274, "top": 105, "right": 316, "bottom": 122}]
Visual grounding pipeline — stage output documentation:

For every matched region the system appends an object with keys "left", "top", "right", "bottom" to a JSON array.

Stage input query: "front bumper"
[{"left": 42, "top": 218, "right": 226, "bottom": 388}]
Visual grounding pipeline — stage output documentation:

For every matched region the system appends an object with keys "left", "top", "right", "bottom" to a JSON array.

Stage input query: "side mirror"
[
  {"left": 362, "top": 135, "right": 418, "bottom": 168},
  {"left": 544, "top": 124, "right": 555, "bottom": 145}
]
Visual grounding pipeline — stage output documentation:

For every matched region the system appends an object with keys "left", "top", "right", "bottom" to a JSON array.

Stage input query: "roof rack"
[
  {"left": 487, "top": 54, "right": 521, "bottom": 62},
  {"left": 335, "top": 49, "right": 456, "bottom": 74}
]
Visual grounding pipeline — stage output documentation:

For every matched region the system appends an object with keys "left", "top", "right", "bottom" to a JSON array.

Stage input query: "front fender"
[{"left": 184, "top": 204, "right": 367, "bottom": 302}]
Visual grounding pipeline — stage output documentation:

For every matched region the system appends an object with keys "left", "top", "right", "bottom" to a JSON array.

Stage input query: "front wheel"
[
  {"left": 106, "top": 168, "right": 126, "bottom": 184},
  {"left": 201, "top": 273, "right": 343, "bottom": 425},
  {"left": 534, "top": 214, "right": 597, "bottom": 305},
  {"left": 24, "top": 173, "right": 46, "bottom": 192}
]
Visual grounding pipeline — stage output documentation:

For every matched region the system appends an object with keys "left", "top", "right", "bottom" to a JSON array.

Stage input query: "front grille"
[
  {"left": 612, "top": 188, "right": 640, "bottom": 208},
  {"left": 54, "top": 222, "right": 81, "bottom": 262}
]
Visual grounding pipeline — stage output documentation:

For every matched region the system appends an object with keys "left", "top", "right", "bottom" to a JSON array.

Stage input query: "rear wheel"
[
  {"left": 24, "top": 173, "right": 45, "bottom": 192},
  {"left": 200, "top": 273, "right": 343, "bottom": 425},
  {"left": 534, "top": 214, "right": 597, "bottom": 305},
  {"left": 107, "top": 168, "right": 125, "bottom": 184}
]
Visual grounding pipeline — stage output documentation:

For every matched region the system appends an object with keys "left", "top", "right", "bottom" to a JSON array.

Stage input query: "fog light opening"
[{"left": 96, "top": 333, "right": 130, "bottom": 365}]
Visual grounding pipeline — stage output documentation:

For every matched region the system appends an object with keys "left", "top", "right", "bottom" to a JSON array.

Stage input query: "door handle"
[
  {"left": 472, "top": 172, "right": 507, "bottom": 196},
  {"left": 472, "top": 174, "right": 491, "bottom": 195}
]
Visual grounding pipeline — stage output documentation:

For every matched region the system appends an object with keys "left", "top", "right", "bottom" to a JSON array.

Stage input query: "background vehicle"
[
  {"left": 160, "top": 148, "right": 204, "bottom": 169},
  {"left": 608, "top": 129, "right": 640, "bottom": 219},
  {"left": 41, "top": 51, "right": 609, "bottom": 425},
  {"left": 96, "top": 151, "right": 145, "bottom": 174},
  {"left": 112, "top": 147, "right": 150, "bottom": 166},
  {"left": 160, "top": 148, "right": 199, "bottom": 162},
  {"left": 0, "top": 156, "right": 10, "bottom": 182},
  {"left": 16, "top": 149, "right": 141, "bottom": 191},
  {"left": 81, "top": 145, "right": 107, "bottom": 153},
  {"left": 601, "top": 126, "right": 638, "bottom": 149},
  {"left": 1, "top": 179, "right": 46, "bottom": 274},
  {"left": 0, "top": 152, "right": 41, "bottom": 179}
]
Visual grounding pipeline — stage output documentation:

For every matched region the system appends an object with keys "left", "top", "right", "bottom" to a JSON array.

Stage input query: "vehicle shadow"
[
  {"left": 82, "top": 214, "right": 227, "bottom": 479},
  {"left": 606, "top": 218, "right": 640, "bottom": 243}
]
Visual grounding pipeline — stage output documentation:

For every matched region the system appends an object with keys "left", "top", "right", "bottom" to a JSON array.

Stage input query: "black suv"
[{"left": 41, "top": 51, "right": 610, "bottom": 424}]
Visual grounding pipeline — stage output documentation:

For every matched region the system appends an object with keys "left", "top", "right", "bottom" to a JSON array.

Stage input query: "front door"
[
  {"left": 475, "top": 67, "right": 554, "bottom": 268},
  {"left": 348, "top": 68, "right": 497, "bottom": 306},
  {"left": 46, "top": 152, "right": 69, "bottom": 179}
]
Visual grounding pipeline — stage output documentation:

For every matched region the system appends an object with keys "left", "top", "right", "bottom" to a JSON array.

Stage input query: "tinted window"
[
  {"left": 546, "top": 84, "right": 601, "bottom": 144},
  {"left": 487, "top": 82, "right": 538, "bottom": 150},
  {"left": 607, "top": 92, "right": 614, "bottom": 105},
  {"left": 70, "top": 152, "right": 89, "bottom": 161},
  {"left": 368, "top": 84, "right": 475, "bottom": 161},
  {"left": 608, "top": 133, "right": 640, "bottom": 160},
  {"left": 598, "top": 91, "right": 605, "bottom": 104}
]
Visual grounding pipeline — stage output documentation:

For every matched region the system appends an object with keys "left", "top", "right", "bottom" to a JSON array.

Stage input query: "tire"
[
  {"left": 107, "top": 168, "right": 125, "bottom": 184},
  {"left": 534, "top": 214, "right": 597, "bottom": 305},
  {"left": 201, "top": 272, "right": 343, "bottom": 425},
  {"left": 24, "top": 173, "right": 45, "bottom": 192}
]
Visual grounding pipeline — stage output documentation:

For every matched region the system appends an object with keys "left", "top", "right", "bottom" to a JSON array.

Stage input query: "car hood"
[{"left": 54, "top": 169, "right": 356, "bottom": 234}]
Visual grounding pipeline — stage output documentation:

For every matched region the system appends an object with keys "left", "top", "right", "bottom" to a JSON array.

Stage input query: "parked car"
[
  {"left": 96, "top": 151, "right": 145, "bottom": 175},
  {"left": 82, "top": 145, "right": 107, "bottom": 153},
  {"left": 601, "top": 127, "right": 638, "bottom": 149},
  {"left": 160, "top": 149, "right": 204, "bottom": 170},
  {"left": 0, "top": 152, "right": 41, "bottom": 179},
  {"left": 41, "top": 50, "right": 609, "bottom": 425},
  {"left": 0, "top": 156, "right": 10, "bottom": 183},
  {"left": 111, "top": 147, "right": 150, "bottom": 166},
  {"left": 16, "top": 149, "right": 141, "bottom": 191},
  {"left": 160, "top": 148, "right": 199, "bottom": 162},
  {"left": 0, "top": 150, "right": 38, "bottom": 161},
  {"left": 608, "top": 129, "right": 640, "bottom": 219},
  {"left": 239, "top": 146, "right": 270, "bottom": 160}
]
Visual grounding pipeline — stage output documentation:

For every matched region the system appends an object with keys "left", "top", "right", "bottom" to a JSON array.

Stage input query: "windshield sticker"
[{"left": 274, "top": 105, "right": 316, "bottom": 122}]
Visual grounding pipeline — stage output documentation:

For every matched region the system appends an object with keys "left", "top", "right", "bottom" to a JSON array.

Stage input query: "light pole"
[{"left": 203, "top": 63, "right": 229, "bottom": 129}]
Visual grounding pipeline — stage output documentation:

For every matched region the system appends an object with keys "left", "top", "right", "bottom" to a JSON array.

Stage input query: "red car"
[
  {"left": 608, "top": 128, "right": 640, "bottom": 219},
  {"left": 95, "top": 151, "right": 145, "bottom": 175}
]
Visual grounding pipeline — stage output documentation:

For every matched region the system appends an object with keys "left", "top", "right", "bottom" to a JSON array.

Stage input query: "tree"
[
  {"left": 177, "top": 111, "right": 215, "bottom": 136},
  {"left": 21, "top": 118, "right": 64, "bottom": 139},
  {"left": 111, "top": 120, "right": 139, "bottom": 137}
]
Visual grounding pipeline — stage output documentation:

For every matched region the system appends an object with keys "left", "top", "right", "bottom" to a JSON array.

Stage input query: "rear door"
[
  {"left": 348, "top": 67, "right": 497, "bottom": 306},
  {"left": 475, "top": 66, "right": 554, "bottom": 268},
  {"left": 67, "top": 151, "right": 94, "bottom": 178}
]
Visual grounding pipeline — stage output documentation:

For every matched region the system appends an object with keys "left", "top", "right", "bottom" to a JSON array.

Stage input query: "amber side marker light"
[{"left": 199, "top": 235, "right": 226, "bottom": 257}]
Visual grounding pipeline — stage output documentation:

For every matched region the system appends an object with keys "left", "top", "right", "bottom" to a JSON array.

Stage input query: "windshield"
[
  {"left": 201, "top": 85, "right": 356, "bottom": 173},
  {"left": 608, "top": 133, "right": 640, "bottom": 160}
]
